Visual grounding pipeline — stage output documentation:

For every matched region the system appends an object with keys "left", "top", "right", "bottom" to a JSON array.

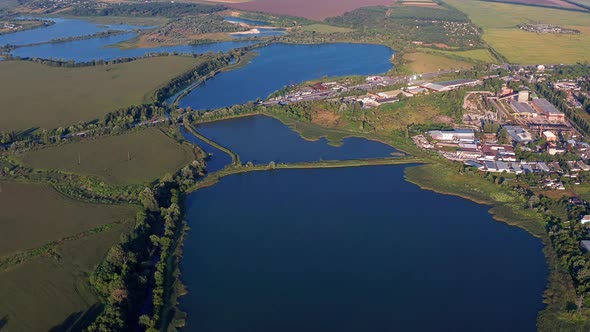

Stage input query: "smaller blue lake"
[
  {"left": 178, "top": 43, "right": 394, "bottom": 110},
  {"left": 224, "top": 16, "right": 272, "bottom": 26},
  {"left": 193, "top": 115, "right": 398, "bottom": 164},
  {"left": 180, "top": 126, "right": 232, "bottom": 173},
  {"left": 10, "top": 34, "right": 256, "bottom": 62},
  {"left": 0, "top": 17, "right": 145, "bottom": 46}
]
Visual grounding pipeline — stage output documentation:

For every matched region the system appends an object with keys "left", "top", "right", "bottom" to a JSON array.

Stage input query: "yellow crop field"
[
  {"left": 485, "top": 27, "right": 590, "bottom": 64},
  {"left": 445, "top": 0, "right": 590, "bottom": 64}
]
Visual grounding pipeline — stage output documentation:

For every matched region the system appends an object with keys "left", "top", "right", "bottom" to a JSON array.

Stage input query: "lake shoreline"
[
  {"left": 175, "top": 156, "right": 548, "bottom": 331},
  {"left": 169, "top": 116, "right": 552, "bottom": 331}
]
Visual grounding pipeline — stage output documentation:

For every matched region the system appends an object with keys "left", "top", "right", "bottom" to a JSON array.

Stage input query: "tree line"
[
  {"left": 86, "top": 155, "right": 207, "bottom": 331},
  {"left": 5, "top": 51, "right": 200, "bottom": 68},
  {"left": 66, "top": 2, "right": 225, "bottom": 18},
  {"left": 535, "top": 82, "right": 590, "bottom": 135}
]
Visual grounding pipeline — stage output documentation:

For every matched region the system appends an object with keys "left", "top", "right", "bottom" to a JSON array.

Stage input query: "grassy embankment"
[
  {"left": 0, "top": 181, "right": 136, "bottom": 332},
  {"left": 417, "top": 48, "right": 498, "bottom": 63},
  {"left": 398, "top": 48, "right": 498, "bottom": 74},
  {"left": 15, "top": 128, "right": 197, "bottom": 185},
  {"left": 403, "top": 51, "right": 474, "bottom": 73},
  {"left": 184, "top": 122, "right": 425, "bottom": 192},
  {"left": 0, "top": 56, "right": 206, "bottom": 131},
  {"left": 190, "top": 155, "right": 427, "bottom": 191},
  {"left": 184, "top": 125, "right": 240, "bottom": 164},
  {"left": 446, "top": 0, "right": 590, "bottom": 64}
]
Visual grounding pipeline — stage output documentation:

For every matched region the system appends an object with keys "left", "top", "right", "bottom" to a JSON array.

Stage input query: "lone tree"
[{"left": 139, "top": 187, "right": 159, "bottom": 212}]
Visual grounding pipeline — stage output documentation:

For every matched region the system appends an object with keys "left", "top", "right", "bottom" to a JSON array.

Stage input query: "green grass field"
[
  {"left": 446, "top": 0, "right": 590, "bottom": 29},
  {"left": 418, "top": 48, "right": 498, "bottom": 63},
  {"left": 16, "top": 128, "right": 196, "bottom": 185},
  {"left": 0, "top": 56, "right": 203, "bottom": 131},
  {"left": 301, "top": 24, "right": 353, "bottom": 33},
  {"left": 405, "top": 51, "right": 474, "bottom": 73},
  {"left": 0, "top": 221, "right": 132, "bottom": 332},
  {"left": 445, "top": 0, "right": 590, "bottom": 64},
  {"left": 0, "top": 181, "right": 135, "bottom": 257},
  {"left": 485, "top": 27, "right": 590, "bottom": 64}
]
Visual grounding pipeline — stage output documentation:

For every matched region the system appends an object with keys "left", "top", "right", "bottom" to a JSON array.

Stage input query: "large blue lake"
[
  {"left": 3, "top": 15, "right": 549, "bottom": 331},
  {"left": 193, "top": 115, "right": 398, "bottom": 164},
  {"left": 0, "top": 17, "right": 143, "bottom": 46},
  {"left": 181, "top": 166, "right": 547, "bottom": 332},
  {"left": 178, "top": 43, "right": 393, "bottom": 110}
]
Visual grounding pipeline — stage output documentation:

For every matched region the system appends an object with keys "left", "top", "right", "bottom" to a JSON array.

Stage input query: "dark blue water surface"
[
  {"left": 224, "top": 16, "right": 272, "bottom": 26},
  {"left": 181, "top": 166, "right": 547, "bottom": 332},
  {"left": 180, "top": 126, "right": 232, "bottom": 173},
  {"left": 178, "top": 43, "right": 393, "bottom": 110},
  {"left": 0, "top": 17, "right": 143, "bottom": 46},
  {"left": 193, "top": 115, "right": 398, "bottom": 164},
  {"left": 10, "top": 33, "right": 256, "bottom": 62}
]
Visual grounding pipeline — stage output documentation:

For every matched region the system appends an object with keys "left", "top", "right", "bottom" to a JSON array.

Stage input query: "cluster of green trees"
[
  {"left": 149, "top": 15, "right": 247, "bottom": 43},
  {"left": 552, "top": 64, "right": 590, "bottom": 80},
  {"left": 186, "top": 101, "right": 317, "bottom": 124},
  {"left": 144, "top": 187, "right": 182, "bottom": 330},
  {"left": 67, "top": 2, "right": 225, "bottom": 18},
  {"left": 325, "top": 5, "right": 482, "bottom": 49},
  {"left": 86, "top": 152, "right": 206, "bottom": 331},
  {"left": 86, "top": 198, "right": 157, "bottom": 331},
  {"left": 104, "top": 104, "right": 167, "bottom": 127},
  {"left": 461, "top": 161, "right": 590, "bottom": 325},
  {"left": 535, "top": 82, "right": 590, "bottom": 135},
  {"left": 0, "top": 106, "right": 169, "bottom": 152},
  {"left": 482, "top": 119, "right": 500, "bottom": 133},
  {"left": 543, "top": 197, "right": 590, "bottom": 311}
]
